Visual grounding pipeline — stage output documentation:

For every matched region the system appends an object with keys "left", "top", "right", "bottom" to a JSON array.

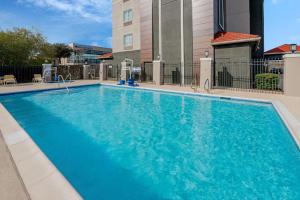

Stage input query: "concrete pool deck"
[{"left": 0, "top": 79, "right": 299, "bottom": 199}]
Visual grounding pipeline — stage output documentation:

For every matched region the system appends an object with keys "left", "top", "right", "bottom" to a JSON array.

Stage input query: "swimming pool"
[{"left": 0, "top": 85, "right": 299, "bottom": 199}]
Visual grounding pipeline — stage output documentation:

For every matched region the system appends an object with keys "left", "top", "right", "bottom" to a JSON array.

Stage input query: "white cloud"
[
  {"left": 91, "top": 42, "right": 100, "bottom": 46},
  {"left": 17, "top": 0, "right": 111, "bottom": 24}
]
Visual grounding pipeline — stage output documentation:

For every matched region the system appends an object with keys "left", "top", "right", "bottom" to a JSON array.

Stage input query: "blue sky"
[{"left": 0, "top": 0, "right": 299, "bottom": 50}]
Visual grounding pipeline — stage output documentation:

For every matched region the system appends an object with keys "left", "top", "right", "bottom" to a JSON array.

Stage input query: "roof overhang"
[
  {"left": 97, "top": 53, "right": 113, "bottom": 60},
  {"left": 212, "top": 37, "right": 261, "bottom": 46},
  {"left": 265, "top": 51, "right": 300, "bottom": 55}
]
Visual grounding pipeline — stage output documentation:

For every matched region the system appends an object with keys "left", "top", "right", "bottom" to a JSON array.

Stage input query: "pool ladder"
[
  {"left": 191, "top": 77, "right": 199, "bottom": 92},
  {"left": 58, "top": 73, "right": 72, "bottom": 93},
  {"left": 204, "top": 78, "right": 210, "bottom": 93}
]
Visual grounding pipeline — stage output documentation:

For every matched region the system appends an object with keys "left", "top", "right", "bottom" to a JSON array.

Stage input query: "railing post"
[
  {"left": 200, "top": 58, "right": 213, "bottom": 91},
  {"left": 283, "top": 54, "right": 300, "bottom": 97},
  {"left": 153, "top": 60, "right": 164, "bottom": 86}
]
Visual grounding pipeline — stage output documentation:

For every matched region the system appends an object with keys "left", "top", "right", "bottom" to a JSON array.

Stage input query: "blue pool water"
[{"left": 0, "top": 85, "right": 299, "bottom": 199}]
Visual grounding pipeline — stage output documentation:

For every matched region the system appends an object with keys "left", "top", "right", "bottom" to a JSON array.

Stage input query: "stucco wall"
[
  {"left": 225, "top": 0, "right": 250, "bottom": 33},
  {"left": 214, "top": 43, "right": 252, "bottom": 61},
  {"left": 106, "top": 50, "right": 141, "bottom": 66},
  {"left": 214, "top": 43, "right": 252, "bottom": 88},
  {"left": 112, "top": 0, "right": 141, "bottom": 53},
  {"left": 284, "top": 54, "right": 300, "bottom": 97},
  {"left": 161, "top": 0, "right": 181, "bottom": 64}
]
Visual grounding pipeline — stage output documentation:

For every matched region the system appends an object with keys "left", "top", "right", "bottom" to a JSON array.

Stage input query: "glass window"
[
  {"left": 123, "top": 9, "right": 133, "bottom": 23},
  {"left": 219, "top": 0, "right": 225, "bottom": 30},
  {"left": 123, "top": 34, "right": 133, "bottom": 48}
]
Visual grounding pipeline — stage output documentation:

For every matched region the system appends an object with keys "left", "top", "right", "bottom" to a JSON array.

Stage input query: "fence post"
[
  {"left": 99, "top": 62, "right": 106, "bottom": 82},
  {"left": 153, "top": 60, "right": 164, "bottom": 86},
  {"left": 283, "top": 54, "right": 300, "bottom": 97},
  {"left": 200, "top": 58, "right": 213, "bottom": 90}
]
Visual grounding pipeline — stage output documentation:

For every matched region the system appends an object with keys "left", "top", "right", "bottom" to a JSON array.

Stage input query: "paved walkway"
[
  {"left": 0, "top": 80, "right": 100, "bottom": 95},
  {"left": 0, "top": 133, "right": 29, "bottom": 200},
  {"left": 0, "top": 80, "right": 299, "bottom": 199}
]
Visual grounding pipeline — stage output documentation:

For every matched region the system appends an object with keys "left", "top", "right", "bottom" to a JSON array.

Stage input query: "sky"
[{"left": 0, "top": 0, "right": 299, "bottom": 50}]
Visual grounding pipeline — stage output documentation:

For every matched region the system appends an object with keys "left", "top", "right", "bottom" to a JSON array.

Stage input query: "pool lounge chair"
[
  {"left": 3, "top": 75, "right": 17, "bottom": 85},
  {"left": 32, "top": 74, "right": 43, "bottom": 83}
]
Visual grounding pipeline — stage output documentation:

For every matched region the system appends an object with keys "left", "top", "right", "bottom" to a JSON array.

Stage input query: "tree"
[
  {"left": 53, "top": 43, "right": 72, "bottom": 65},
  {"left": 0, "top": 28, "right": 74, "bottom": 66},
  {"left": 0, "top": 28, "right": 48, "bottom": 66}
]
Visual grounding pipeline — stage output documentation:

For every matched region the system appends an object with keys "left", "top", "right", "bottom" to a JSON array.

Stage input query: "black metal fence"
[
  {"left": 105, "top": 64, "right": 121, "bottom": 81},
  {"left": 163, "top": 63, "right": 181, "bottom": 85},
  {"left": 162, "top": 62, "right": 201, "bottom": 86},
  {"left": 141, "top": 62, "right": 153, "bottom": 82},
  {"left": 0, "top": 66, "right": 42, "bottom": 83},
  {"left": 185, "top": 62, "right": 201, "bottom": 86},
  {"left": 214, "top": 59, "right": 284, "bottom": 92}
]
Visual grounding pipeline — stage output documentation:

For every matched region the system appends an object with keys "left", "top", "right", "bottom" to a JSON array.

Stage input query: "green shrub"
[{"left": 255, "top": 73, "right": 279, "bottom": 90}]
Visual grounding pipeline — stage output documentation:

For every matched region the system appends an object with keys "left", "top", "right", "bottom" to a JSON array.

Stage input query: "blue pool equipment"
[
  {"left": 118, "top": 80, "right": 126, "bottom": 85},
  {"left": 128, "top": 79, "right": 139, "bottom": 87},
  {"left": 54, "top": 74, "right": 58, "bottom": 82}
]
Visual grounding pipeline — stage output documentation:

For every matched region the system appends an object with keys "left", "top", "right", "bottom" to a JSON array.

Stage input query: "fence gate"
[
  {"left": 106, "top": 64, "right": 121, "bottom": 81},
  {"left": 213, "top": 59, "right": 284, "bottom": 93}
]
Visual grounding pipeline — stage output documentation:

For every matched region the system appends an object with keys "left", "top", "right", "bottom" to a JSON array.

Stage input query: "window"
[
  {"left": 123, "top": 34, "right": 133, "bottom": 49},
  {"left": 123, "top": 9, "right": 133, "bottom": 25},
  {"left": 219, "top": 0, "right": 225, "bottom": 30}
]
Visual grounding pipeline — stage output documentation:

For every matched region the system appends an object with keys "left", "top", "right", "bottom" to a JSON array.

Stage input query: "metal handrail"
[
  {"left": 191, "top": 78, "right": 198, "bottom": 92},
  {"left": 58, "top": 75, "right": 70, "bottom": 93},
  {"left": 65, "top": 73, "right": 72, "bottom": 82},
  {"left": 204, "top": 78, "right": 210, "bottom": 93}
]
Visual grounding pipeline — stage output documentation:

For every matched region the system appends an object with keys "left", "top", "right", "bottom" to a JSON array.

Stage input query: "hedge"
[{"left": 255, "top": 73, "right": 279, "bottom": 90}]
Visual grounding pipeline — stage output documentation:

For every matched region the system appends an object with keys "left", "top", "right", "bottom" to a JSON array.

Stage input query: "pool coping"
[
  {"left": 0, "top": 83, "right": 99, "bottom": 96},
  {"left": 0, "top": 83, "right": 299, "bottom": 199},
  {"left": 0, "top": 104, "right": 83, "bottom": 200}
]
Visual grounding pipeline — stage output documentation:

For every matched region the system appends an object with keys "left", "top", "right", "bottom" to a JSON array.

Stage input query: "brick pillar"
[
  {"left": 200, "top": 58, "right": 213, "bottom": 91},
  {"left": 153, "top": 60, "right": 164, "bottom": 86},
  {"left": 284, "top": 54, "right": 300, "bottom": 97}
]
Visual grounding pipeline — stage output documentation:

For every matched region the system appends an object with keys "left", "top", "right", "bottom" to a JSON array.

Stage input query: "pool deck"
[{"left": 0, "top": 79, "right": 300, "bottom": 199}]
